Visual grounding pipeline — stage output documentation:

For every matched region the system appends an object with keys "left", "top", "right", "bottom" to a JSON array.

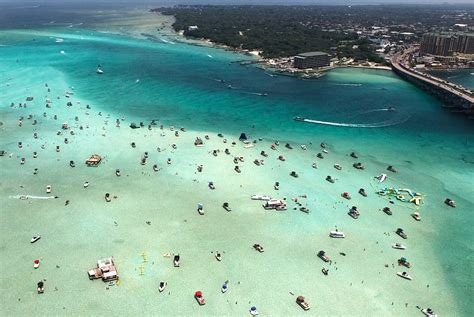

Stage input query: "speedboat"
[
  {"left": 31, "top": 235, "right": 41, "bottom": 243},
  {"left": 396, "top": 228, "right": 407, "bottom": 239},
  {"left": 253, "top": 244, "right": 264, "bottom": 253},
  {"left": 397, "top": 271, "right": 412, "bottom": 280},
  {"left": 83, "top": 181, "right": 89, "bottom": 188},
  {"left": 348, "top": 206, "right": 360, "bottom": 219},
  {"left": 444, "top": 198, "right": 456, "bottom": 208},
  {"left": 159, "top": 281, "right": 167, "bottom": 292},
  {"left": 422, "top": 308, "right": 438, "bottom": 317},
  {"left": 392, "top": 243, "right": 406, "bottom": 250},
  {"left": 221, "top": 281, "right": 229, "bottom": 293},
  {"left": 249, "top": 306, "right": 259, "bottom": 316},
  {"left": 96, "top": 65, "right": 104, "bottom": 74},
  {"left": 398, "top": 257, "right": 411, "bottom": 268},
  {"left": 375, "top": 173, "right": 387, "bottom": 182},
  {"left": 326, "top": 176, "right": 335, "bottom": 183},
  {"left": 46, "top": 185, "right": 52, "bottom": 194},
  {"left": 194, "top": 291, "right": 205, "bottom": 305},
  {"left": 383, "top": 207, "right": 392, "bottom": 215},
  {"left": 293, "top": 116, "right": 305, "bottom": 122},
  {"left": 115, "top": 169, "right": 121, "bottom": 177},
  {"left": 334, "top": 164, "right": 342, "bottom": 170},
  {"left": 215, "top": 252, "right": 222, "bottom": 261},
  {"left": 312, "top": 162, "right": 317, "bottom": 169},
  {"left": 208, "top": 182, "right": 215, "bottom": 190},
  {"left": 33, "top": 259, "right": 41, "bottom": 269},
  {"left": 329, "top": 230, "right": 345, "bottom": 238},
  {"left": 197, "top": 203, "right": 204, "bottom": 215},
  {"left": 359, "top": 188, "right": 367, "bottom": 197},
  {"left": 153, "top": 164, "right": 159, "bottom": 172},
  {"left": 412, "top": 212, "right": 421, "bottom": 221},
  {"left": 37, "top": 281, "right": 44, "bottom": 294},
  {"left": 318, "top": 250, "right": 330, "bottom": 262},
  {"left": 69, "top": 160, "right": 75, "bottom": 167},
  {"left": 274, "top": 182, "right": 280, "bottom": 190},
  {"left": 341, "top": 192, "right": 351, "bottom": 200},
  {"left": 350, "top": 152, "right": 358, "bottom": 158},
  {"left": 173, "top": 254, "right": 180, "bottom": 267},
  {"left": 296, "top": 295, "right": 310, "bottom": 311},
  {"left": 222, "top": 202, "right": 231, "bottom": 211},
  {"left": 105, "top": 193, "right": 111, "bottom": 202}
]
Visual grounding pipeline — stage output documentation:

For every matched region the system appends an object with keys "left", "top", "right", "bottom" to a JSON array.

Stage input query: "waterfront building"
[
  {"left": 293, "top": 51, "right": 331, "bottom": 69},
  {"left": 420, "top": 33, "right": 474, "bottom": 56}
]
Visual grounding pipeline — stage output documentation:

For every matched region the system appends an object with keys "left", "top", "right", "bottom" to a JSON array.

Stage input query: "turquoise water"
[
  {"left": 428, "top": 69, "right": 474, "bottom": 90},
  {"left": 1, "top": 6, "right": 473, "bottom": 317}
]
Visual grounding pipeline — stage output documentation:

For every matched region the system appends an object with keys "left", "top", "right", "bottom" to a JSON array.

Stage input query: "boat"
[
  {"left": 31, "top": 235, "right": 41, "bottom": 243},
  {"left": 83, "top": 181, "right": 89, "bottom": 188},
  {"left": 341, "top": 192, "right": 351, "bottom": 200},
  {"left": 115, "top": 169, "right": 121, "bottom": 177},
  {"left": 249, "top": 306, "right": 259, "bottom": 316},
  {"left": 412, "top": 212, "right": 421, "bottom": 221},
  {"left": 253, "top": 244, "right": 264, "bottom": 253},
  {"left": 296, "top": 295, "right": 310, "bottom": 311},
  {"left": 312, "top": 162, "right": 317, "bottom": 169},
  {"left": 398, "top": 257, "right": 411, "bottom": 268},
  {"left": 359, "top": 188, "right": 367, "bottom": 197},
  {"left": 263, "top": 199, "right": 287, "bottom": 210},
  {"left": 274, "top": 182, "right": 280, "bottom": 190},
  {"left": 322, "top": 268, "right": 329, "bottom": 275},
  {"left": 69, "top": 160, "right": 75, "bottom": 167},
  {"left": 194, "top": 137, "right": 204, "bottom": 146},
  {"left": 105, "top": 193, "right": 111, "bottom": 202},
  {"left": 326, "top": 176, "right": 335, "bottom": 183},
  {"left": 396, "top": 228, "right": 407, "bottom": 239},
  {"left": 222, "top": 202, "right": 231, "bottom": 211},
  {"left": 215, "top": 252, "right": 222, "bottom": 261},
  {"left": 334, "top": 164, "right": 342, "bottom": 170},
  {"left": 33, "top": 259, "right": 41, "bottom": 269},
  {"left": 383, "top": 207, "right": 392, "bottom": 215},
  {"left": 251, "top": 194, "right": 271, "bottom": 201},
  {"left": 96, "top": 65, "right": 104, "bottom": 74},
  {"left": 159, "top": 281, "right": 167, "bottom": 292},
  {"left": 444, "top": 198, "right": 456, "bottom": 208},
  {"left": 392, "top": 243, "right": 406, "bottom": 250},
  {"left": 221, "top": 281, "right": 229, "bottom": 293},
  {"left": 173, "top": 254, "right": 180, "bottom": 267},
  {"left": 194, "top": 291, "right": 206, "bottom": 305},
  {"left": 353, "top": 162, "right": 365, "bottom": 170},
  {"left": 293, "top": 116, "right": 305, "bottom": 122},
  {"left": 208, "top": 182, "right": 215, "bottom": 190},
  {"left": 37, "top": 281, "right": 44, "bottom": 294},
  {"left": 153, "top": 164, "right": 159, "bottom": 172},
  {"left": 397, "top": 271, "right": 412, "bottom": 280},
  {"left": 300, "top": 206, "right": 310, "bottom": 213},
  {"left": 421, "top": 308, "right": 438, "bottom": 317},
  {"left": 318, "top": 250, "right": 330, "bottom": 262},
  {"left": 197, "top": 203, "right": 204, "bottom": 215},
  {"left": 290, "top": 171, "right": 298, "bottom": 178},
  {"left": 46, "top": 185, "right": 52, "bottom": 194},
  {"left": 329, "top": 230, "right": 345, "bottom": 238},
  {"left": 350, "top": 152, "right": 358, "bottom": 158},
  {"left": 375, "top": 173, "right": 387, "bottom": 182},
  {"left": 348, "top": 206, "right": 360, "bottom": 219},
  {"left": 85, "top": 154, "right": 102, "bottom": 166}
]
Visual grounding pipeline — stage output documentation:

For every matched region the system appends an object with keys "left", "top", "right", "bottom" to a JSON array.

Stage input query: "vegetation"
[{"left": 154, "top": 5, "right": 473, "bottom": 63}]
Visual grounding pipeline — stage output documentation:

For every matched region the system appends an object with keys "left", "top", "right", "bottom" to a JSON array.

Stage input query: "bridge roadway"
[{"left": 391, "top": 47, "right": 474, "bottom": 106}]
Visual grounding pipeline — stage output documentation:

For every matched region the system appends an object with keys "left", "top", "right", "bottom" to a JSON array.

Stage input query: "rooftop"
[{"left": 297, "top": 51, "right": 330, "bottom": 57}]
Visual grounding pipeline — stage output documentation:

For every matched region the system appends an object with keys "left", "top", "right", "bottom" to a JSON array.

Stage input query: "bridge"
[{"left": 391, "top": 46, "right": 474, "bottom": 117}]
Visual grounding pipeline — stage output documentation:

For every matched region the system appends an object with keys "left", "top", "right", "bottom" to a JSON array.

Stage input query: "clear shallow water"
[{"left": 1, "top": 6, "right": 473, "bottom": 317}]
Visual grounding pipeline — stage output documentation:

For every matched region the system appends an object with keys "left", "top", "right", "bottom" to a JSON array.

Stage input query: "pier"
[{"left": 391, "top": 46, "right": 474, "bottom": 118}]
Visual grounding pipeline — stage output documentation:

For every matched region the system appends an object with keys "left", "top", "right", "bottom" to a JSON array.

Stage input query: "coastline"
[{"left": 1, "top": 7, "right": 474, "bottom": 317}]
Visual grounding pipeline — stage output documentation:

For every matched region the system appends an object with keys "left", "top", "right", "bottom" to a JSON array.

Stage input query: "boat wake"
[
  {"left": 207, "top": 54, "right": 214, "bottom": 59},
  {"left": 9, "top": 195, "right": 57, "bottom": 200},
  {"left": 333, "top": 83, "right": 363, "bottom": 87},
  {"left": 295, "top": 108, "right": 410, "bottom": 128}
]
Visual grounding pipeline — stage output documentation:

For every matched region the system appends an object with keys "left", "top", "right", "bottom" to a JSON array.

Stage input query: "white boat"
[
  {"left": 46, "top": 185, "right": 52, "bottom": 194},
  {"left": 392, "top": 243, "right": 406, "bottom": 250},
  {"left": 83, "top": 182, "right": 89, "bottom": 188},
  {"left": 422, "top": 308, "right": 438, "bottom": 317},
  {"left": 31, "top": 235, "right": 41, "bottom": 243},
  {"left": 397, "top": 271, "right": 412, "bottom": 280},
  {"left": 159, "top": 281, "right": 167, "bottom": 292},
  {"left": 33, "top": 259, "right": 41, "bottom": 269},
  {"left": 96, "top": 65, "right": 104, "bottom": 74},
  {"left": 197, "top": 203, "right": 204, "bottom": 215},
  {"left": 329, "top": 230, "right": 345, "bottom": 238},
  {"left": 249, "top": 306, "right": 259, "bottom": 316},
  {"left": 375, "top": 173, "right": 387, "bottom": 182},
  {"left": 221, "top": 281, "right": 228, "bottom": 293},
  {"left": 215, "top": 252, "right": 222, "bottom": 261},
  {"left": 251, "top": 194, "right": 271, "bottom": 201}
]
